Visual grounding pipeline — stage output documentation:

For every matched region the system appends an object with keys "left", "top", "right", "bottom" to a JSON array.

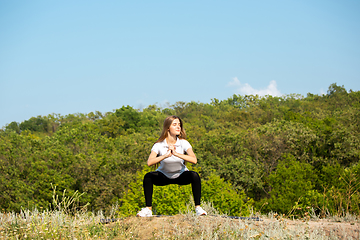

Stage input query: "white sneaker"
[
  {"left": 136, "top": 207, "right": 152, "bottom": 217},
  {"left": 195, "top": 206, "right": 207, "bottom": 216}
]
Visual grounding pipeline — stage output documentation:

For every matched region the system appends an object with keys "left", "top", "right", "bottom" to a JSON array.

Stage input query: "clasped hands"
[{"left": 165, "top": 144, "right": 177, "bottom": 158}]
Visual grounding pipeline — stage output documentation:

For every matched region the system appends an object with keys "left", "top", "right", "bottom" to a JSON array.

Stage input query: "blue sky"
[{"left": 1, "top": 0, "right": 359, "bottom": 128}]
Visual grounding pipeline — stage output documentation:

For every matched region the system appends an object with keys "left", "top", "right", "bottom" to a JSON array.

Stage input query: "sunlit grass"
[{"left": 1, "top": 203, "right": 358, "bottom": 239}]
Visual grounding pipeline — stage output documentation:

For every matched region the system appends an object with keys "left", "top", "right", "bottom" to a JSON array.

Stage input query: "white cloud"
[
  {"left": 227, "top": 78, "right": 282, "bottom": 97},
  {"left": 319, "top": 88, "right": 326, "bottom": 95}
]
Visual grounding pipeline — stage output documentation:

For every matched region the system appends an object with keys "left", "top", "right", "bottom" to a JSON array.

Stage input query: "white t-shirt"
[{"left": 151, "top": 138, "right": 192, "bottom": 179}]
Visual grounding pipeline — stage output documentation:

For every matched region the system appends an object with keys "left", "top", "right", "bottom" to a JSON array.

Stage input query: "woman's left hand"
[{"left": 168, "top": 144, "right": 176, "bottom": 155}]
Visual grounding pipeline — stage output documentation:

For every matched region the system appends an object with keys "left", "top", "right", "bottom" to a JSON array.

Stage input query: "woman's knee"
[
  {"left": 190, "top": 171, "right": 201, "bottom": 181},
  {"left": 144, "top": 171, "right": 159, "bottom": 179},
  {"left": 144, "top": 172, "right": 156, "bottom": 185},
  {"left": 144, "top": 172, "right": 152, "bottom": 179}
]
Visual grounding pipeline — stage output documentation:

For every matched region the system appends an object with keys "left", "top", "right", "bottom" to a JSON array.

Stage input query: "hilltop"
[
  {"left": 103, "top": 214, "right": 360, "bottom": 239},
  {"left": 1, "top": 83, "right": 359, "bottom": 221}
]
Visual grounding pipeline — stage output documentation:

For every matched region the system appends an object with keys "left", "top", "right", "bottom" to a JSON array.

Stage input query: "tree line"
[{"left": 1, "top": 83, "right": 359, "bottom": 217}]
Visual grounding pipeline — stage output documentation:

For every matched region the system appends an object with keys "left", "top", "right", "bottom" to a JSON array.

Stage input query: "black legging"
[{"left": 143, "top": 171, "right": 201, "bottom": 207}]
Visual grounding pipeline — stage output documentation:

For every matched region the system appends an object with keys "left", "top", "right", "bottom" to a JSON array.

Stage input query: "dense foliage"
[{"left": 1, "top": 83, "right": 359, "bottom": 217}]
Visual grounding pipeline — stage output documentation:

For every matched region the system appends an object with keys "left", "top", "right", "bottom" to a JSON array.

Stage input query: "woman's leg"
[
  {"left": 175, "top": 171, "right": 201, "bottom": 206},
  {"left": 143, "top": 171, "right": 171, "bottom": 207}
]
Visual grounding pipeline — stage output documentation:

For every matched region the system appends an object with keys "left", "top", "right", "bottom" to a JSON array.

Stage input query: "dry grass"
[
  {"left": 0, "top": 207, "right": 359, "bottom": 239},
  {"left": 110, "top": 213, "right": 360, "bottom": 240}
]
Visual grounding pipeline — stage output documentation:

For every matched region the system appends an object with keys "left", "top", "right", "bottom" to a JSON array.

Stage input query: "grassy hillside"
[{"left": 1, "top": 83, "right": 359, "bottom": 218}]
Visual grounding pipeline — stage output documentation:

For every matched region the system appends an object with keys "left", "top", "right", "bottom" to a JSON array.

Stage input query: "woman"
[{"left": 136, "top": 115, "right": 207, "bottom": 217}]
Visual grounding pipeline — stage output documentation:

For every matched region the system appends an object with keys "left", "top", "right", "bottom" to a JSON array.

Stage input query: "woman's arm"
[
  {"left": 172, "top": 147, "right": 197, "bottom": 164},
  {"left": 147, "top": 150, "right": 171, "bottom": 167}
]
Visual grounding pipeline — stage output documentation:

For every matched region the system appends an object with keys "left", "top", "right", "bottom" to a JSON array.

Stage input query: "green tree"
[
  {"left": 262, "top": 154, "right": 320, "bottom": 215},
  {"left": 4, "top": 121, "right": 20, "bottom": 134},
  {"left": 19, "top": 116, "right": 49, "bottom": 133}
]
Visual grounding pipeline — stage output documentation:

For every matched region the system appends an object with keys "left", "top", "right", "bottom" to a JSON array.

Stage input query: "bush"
[
  {"left": 202, "top": 173, "right": 254, "bottom": 216},
  {"left": 118, "top": 167, "right": 254, "bottom": 217},
  {"left": 261, "top": 154, "right": 320, "bottom": 216}
]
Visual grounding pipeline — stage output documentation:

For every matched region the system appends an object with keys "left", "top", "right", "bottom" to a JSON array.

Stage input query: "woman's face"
[{"left": 168, "top": 118, "right": 181, "bottom": 136}]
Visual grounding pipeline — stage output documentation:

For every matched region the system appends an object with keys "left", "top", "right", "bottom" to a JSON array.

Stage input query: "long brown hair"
[{"left": 156, "top": 115, "right": 186, "bottom": 143}]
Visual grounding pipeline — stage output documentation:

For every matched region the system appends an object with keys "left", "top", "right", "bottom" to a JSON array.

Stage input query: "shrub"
[
  {"left": 118, "top": 167, "right": 254, "bottom": 217},
  {"left": 261, "top": 154, "right": 320, "bottom": 216}
]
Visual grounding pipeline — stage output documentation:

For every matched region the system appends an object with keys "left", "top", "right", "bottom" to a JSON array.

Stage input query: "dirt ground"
[
  {"left": 108, "top": 215, "right": 360, "bottom": 239},
  {"left": 264, "top": 217, "right": 360, "bottom": 239}
]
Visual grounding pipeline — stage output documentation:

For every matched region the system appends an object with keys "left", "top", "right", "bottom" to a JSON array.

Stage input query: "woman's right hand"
[
  {"left": 147, "top": 149, "right": 172, "bottom": 167},
  {"left": 164, "top": 149, "right": 172, "bottom": 158}
]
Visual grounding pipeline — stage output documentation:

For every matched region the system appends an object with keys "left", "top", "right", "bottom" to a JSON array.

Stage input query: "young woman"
[{"left": 136, "top": 115, "right": 207, "bottom": 217}]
